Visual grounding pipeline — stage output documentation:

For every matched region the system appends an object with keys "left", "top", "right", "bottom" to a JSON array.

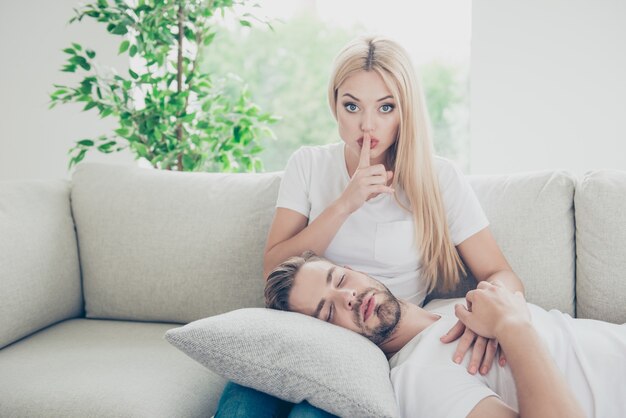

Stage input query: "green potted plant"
[{"left": 50, "top": 0, "right": 277, "bottom": 172}]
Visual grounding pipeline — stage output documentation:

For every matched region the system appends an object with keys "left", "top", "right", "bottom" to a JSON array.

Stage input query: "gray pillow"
[{"left": 164, "top": 308, "right": 399, "bottom": 418}]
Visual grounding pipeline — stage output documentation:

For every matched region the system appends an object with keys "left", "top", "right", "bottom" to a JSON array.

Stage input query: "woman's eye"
[
  {"left": 327, "top": 305, "right": 333, "bottom": 322},
  {"left": 380, "top": 104, "right": 394, "bottom": 113},
  {"left": 345, "top": 103, "right": 359, "bottom": 113}
]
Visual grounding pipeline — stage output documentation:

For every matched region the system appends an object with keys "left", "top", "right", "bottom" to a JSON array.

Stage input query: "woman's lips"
[
  {"left": 362, "top": 294, "right": 376, "bottom": 322},
  {"left": 357, "top": 138, "right": 379, "bottom": 149}
]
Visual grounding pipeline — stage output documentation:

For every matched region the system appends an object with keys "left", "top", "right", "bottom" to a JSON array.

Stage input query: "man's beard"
[{"left": 354, "top": 285, "right": 401, "bottom": 346}]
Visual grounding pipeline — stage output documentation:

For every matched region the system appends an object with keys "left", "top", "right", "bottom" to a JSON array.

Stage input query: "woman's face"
[{"left": 336, "top": 70, "right": 400, "bottom": 165}]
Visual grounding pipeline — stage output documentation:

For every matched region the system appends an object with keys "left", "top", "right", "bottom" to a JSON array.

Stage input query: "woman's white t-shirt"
[{"left": 275, "top": 142, "right": 489, "bottom": 306}]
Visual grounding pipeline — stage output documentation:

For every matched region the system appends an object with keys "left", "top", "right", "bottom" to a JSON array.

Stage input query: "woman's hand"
[
  {"left": 455, "top": 280, "right": 531, "bottom": 340},
  {"left": 440, "top": 319, "right": 506, "bottom": 375},
  {"left": 337, "top": 133, "right": 394, "bottom": 214}
]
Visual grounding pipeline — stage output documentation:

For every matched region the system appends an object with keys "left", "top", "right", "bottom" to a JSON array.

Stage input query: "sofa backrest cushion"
[
  {"left": 575, "top": 170, "right": 626, "bottom": 323},
  {"left": 0, "top": 180, "right": 83, "bottom": 349},
  {"left": 428, "top": 171, "right": 576, "bottom": 316},
  {"left": 71, "top": 163, "right": 281, "bottom": 323}
]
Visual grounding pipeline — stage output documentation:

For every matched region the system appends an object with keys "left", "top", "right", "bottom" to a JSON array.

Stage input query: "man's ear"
[{"left": 343, "top": 265, "right": 353, "bottom": 271}]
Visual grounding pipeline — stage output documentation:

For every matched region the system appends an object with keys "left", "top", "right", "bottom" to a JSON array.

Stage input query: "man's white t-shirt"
[
  {"left": 389, "top": 300, "right": 626, "bottom": 418},
  {"left": 276, "top": 142, "right": 489, "bottom": 306}
]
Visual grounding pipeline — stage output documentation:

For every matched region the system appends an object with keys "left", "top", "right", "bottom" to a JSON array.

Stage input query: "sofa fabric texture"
[
  {"left": 0, "top": 180, "right": 83, "bottom": 350},
  {"left": 0, "top": 319, "right": 223, "bottom": 418},
  {"left": 71, "top": 163, "right": 282, "bottom": 323},
  {"left": 1, "top": 162, "right": 625, "bottom": 418},
  {"left": 468, "top": 171, "right": 576, "bottom": 315},
  {"left": 575, "top": 170, "right": 626, "bottom": 323},
  {"left": 165, "top": 308, "right": 399, "bottom": 418}
]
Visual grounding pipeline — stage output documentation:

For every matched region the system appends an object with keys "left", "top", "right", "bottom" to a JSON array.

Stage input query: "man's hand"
[
  {"left": 441, "top": 320, "right": 505, "bottom": 374},
  {"left": 454, "top": 280, "right": 530, "bottom": 340}
]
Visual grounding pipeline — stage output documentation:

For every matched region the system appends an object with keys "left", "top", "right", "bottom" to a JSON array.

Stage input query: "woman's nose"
[{"left": 360, "top": 111, "right": 375, "bottom": 132}]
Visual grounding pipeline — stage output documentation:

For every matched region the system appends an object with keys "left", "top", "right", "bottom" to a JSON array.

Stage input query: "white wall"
[
  {"left": 470, "top": 0, "right": 626, "bottom": 175},
  {"left": 3, "top": 1, "right": 625, "bottom": 180},
  {"left": 0, "top": 0, "right": 136, "bottom": 182}
]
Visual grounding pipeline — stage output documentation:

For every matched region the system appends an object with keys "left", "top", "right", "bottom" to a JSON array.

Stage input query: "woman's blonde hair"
[{"left": 327, "top": 35, "right": 466, "bottom": 292}]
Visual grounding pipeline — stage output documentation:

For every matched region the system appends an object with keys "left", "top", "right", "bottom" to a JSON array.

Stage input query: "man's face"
[{"left": 288, "top": 259, "right": 401, "bottom": 345}]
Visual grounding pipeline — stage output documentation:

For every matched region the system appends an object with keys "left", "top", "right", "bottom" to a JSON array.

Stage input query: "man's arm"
[{"left": 455, "top": 281, "right": 585, "bottom": 418}]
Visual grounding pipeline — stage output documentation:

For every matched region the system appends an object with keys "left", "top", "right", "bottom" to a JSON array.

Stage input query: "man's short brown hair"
[{"left": 264, "top": 250, "right": 325, "bottom": 311}]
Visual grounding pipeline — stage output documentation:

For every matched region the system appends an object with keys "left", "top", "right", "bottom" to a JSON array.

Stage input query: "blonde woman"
[{"left": 215, "top": 35, "right": 525, "bottom": 418}]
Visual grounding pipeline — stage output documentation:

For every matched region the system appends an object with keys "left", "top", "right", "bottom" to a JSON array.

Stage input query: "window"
[{"left": 201, "top": 0, "right": 471, "bottom": 171}]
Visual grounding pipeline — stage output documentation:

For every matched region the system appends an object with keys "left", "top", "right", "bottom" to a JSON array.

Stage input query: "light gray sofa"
[{"left": 1, "top": 162, "right": 625, "bottom": 417}]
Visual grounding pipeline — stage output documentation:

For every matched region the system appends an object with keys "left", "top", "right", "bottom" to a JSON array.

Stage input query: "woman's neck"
[{"left": 380, "top": 301, "right": 440, "bottom": 359}]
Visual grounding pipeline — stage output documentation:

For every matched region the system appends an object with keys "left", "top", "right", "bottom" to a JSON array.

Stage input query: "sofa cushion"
[
  {"left": 165, "top": 308, "right": 399, "bottom": 418},
  {"left": 71, "top": 163, "right": 282, "bottom": 323},
  {"left": 575, "top": 170, "right": 626, "bottom": 323},
  {"left": 0, "top": 318, "right": 222, "bottom": 418},
  {"left": 429, "top": 171, "right": 576, "bottom": 315},
  {"left": 471, "top": 171, "right": 576, "bottom": 314},
  {"left": 0, "top": 180, "right": 82, "bottom": 350}
]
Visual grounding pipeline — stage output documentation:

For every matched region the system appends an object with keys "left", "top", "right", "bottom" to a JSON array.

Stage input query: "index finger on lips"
[{"left": 358, "top": 132, "right": 371, "bottom": 168}]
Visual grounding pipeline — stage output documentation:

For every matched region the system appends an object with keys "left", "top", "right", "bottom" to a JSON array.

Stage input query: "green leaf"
[
  {"left": 111, "top": 23, "right": 128, "bottom": 35},
  {"left": 134, "top": 143, "right": 149, "bottom": 158},
  {"left": 78, "top": 139, "right": 94, "bottom": 146},
  {"left": 72, "top": 43, "right": 82, "bottom": 51},
  {"left": 63, "top": 48, "right": 76, "bottom": 55},
  {"left": 98, "top": 141, "right": 117, "bottom": 153},
  {"left": 182, "top": 154, "right": 195, "bottom": 170},
  {"left": 239, "top": 20, "right": 252, "bottom": 27},
  {"left": 86, "top": 50, "right": 96, "bottom": 59},
  {"left": 71, "top": 56, "right": 91, "bottom": 70},
  {"left": 118, "top": 40, "right": 130, "bottom": 54},
  {"left": 203, "top": 32, "right": 216, "bottom": 46},
  {"left": 129, "top": 45, "right": 138, "bottom": 57},
  {"left": 115, "top": 127, "right": 130, "bottom": 137},
  {"left": 83, "top": 101, "right": 98, "bottom": 111},
  {"left": 129, "top": 69, "right": 138, "bottom": 79}
]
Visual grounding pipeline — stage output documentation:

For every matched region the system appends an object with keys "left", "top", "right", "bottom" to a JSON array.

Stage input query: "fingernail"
[
  {"left": 454, "top": 356, "right": 461, "bottom": 364},
  {"left": 469, "top": 366, "right": 477, "bottom": 374},
  {"left": 481, "top": 367, "right": 488, "bottom": 375}
]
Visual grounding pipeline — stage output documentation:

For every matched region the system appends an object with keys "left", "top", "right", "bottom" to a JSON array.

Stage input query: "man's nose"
[{"left": 336, "top": 288, "right": 357, "bottom": 310}]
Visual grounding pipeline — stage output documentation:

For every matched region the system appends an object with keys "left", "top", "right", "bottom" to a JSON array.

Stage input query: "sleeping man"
[{"left": 264, "top": 250, "right": 626, "bottom": 418}]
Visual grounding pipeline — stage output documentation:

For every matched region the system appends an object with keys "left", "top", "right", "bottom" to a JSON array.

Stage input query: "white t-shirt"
[
  {"left": 275, "top": 142, "right": 489, "bottom": 306},
  {"left": 390, "top": 300, "right": 626, "bottom": 418}
]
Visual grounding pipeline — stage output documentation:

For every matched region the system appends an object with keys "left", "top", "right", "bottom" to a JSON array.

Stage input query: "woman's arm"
[
  {"left": 456, "top": 227, "right": 524, "bottom": 294},
  {"left": 441, "top": 226, "right": 524, "bottom": 374},
  {"left": 263, "top": 203, "right": 351, "bottom": 279}
]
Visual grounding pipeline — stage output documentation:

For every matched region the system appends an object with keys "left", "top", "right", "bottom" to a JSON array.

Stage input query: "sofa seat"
[{"left": 0, "top": 318, "right": 224, "bottom": 418}]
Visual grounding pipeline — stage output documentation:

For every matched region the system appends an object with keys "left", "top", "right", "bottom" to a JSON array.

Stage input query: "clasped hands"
[{"left": 440, "top": 281, "right": 529, "bottom": 375}]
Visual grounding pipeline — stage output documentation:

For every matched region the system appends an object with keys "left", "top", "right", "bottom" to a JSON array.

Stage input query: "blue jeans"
[{"left": 215, "top": 381, "right": 337, "bottom": 418}]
